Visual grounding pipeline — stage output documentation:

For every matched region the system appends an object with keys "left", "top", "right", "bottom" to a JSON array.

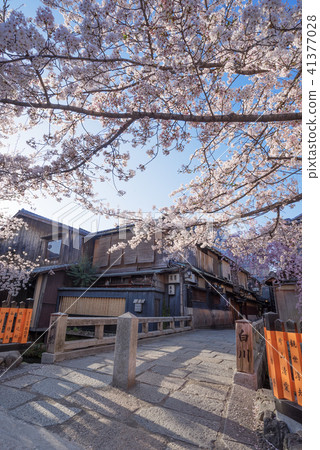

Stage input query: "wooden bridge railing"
[
  {"left": 42, "top": 313, "right": 193, "bottom": 363},
  {"left": 0, "top": 299, "right": 33, "bottom": 345},
  {"left": 264, "top": 312, "right": 302, "bottom": 407}
]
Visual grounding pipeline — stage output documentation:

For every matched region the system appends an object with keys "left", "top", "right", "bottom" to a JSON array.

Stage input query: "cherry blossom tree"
[
  {"left": 0, "top": 213, "right": 40, "bottom": 297},
  {"left": 221, "top": 216, "right": 302, "bottom": 311},
  {"left": 0, "top": 0, "right": 301, "bottom": 291}
]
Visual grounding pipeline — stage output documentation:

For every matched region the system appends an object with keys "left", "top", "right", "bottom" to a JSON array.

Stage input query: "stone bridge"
[{"left": 0, "top": 329, "right": 261, "bottom": 449}]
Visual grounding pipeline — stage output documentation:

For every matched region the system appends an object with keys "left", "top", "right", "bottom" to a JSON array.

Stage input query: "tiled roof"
[
  {"left": 32, "top": 264, "right": 72, "bottom": 274},
  {"left": 15, "top": 209, "right": 89, "bottom": 235}
]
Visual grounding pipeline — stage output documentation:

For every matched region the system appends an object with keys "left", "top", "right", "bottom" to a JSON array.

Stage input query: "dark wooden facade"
[
  {"left": 1, "top": 210, "right": 267, "bottom": 330},
  {"left": 76, "top": 227, "right": 266, "bottom": 327},
  {"left": 0, "top": 209, "right": 89, "bottom": 330},
  {"left": 0, "top": 209, "right": 88, "bottom": 266}
]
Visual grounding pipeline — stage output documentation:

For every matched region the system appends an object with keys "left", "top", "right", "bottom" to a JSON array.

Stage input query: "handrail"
[{"left": 43, "top": 313, "right": 193, "bottom": 363}]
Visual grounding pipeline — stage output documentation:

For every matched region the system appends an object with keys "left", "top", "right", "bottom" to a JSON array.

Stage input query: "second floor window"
[{"left": 47, "top": 239, "right": 62, "bottom": 259}]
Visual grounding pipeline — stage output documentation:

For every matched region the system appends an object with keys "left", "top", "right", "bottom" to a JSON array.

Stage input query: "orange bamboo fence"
[
  {"left": 264, "top": 312, "right": 302, "bottom": 407},
  {"left": 0, "top": 299, "right": 33, "bottom": 344}
]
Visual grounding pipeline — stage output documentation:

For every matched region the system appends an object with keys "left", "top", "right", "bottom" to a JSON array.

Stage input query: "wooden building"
[
  {"left": 57, "top": 226, "right": 266, "bottom": 328},
  {"left": 1, "top": 210, "right": 267, "bottom": 330},
  {"left": 0, "top": 209, "right": 89, "bottom": 330}
]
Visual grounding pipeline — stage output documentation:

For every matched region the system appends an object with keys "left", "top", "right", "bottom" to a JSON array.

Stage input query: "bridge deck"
[{"left": 0, "top": 329, "right": 260, "bottom": 449}]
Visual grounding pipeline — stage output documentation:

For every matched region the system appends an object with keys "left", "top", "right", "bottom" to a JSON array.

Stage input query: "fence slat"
[
  {"left": 19, "top": 300, "right": 33, "bottom": 344},
  {"left": 2, "top": 302, "right": 18, "bottom": 343},
  {"left": 12, "top": 303, "right": 26, "bottom": 342},
  {"left": 264, "top": 313, "right": 284, "bottom": 399},
  {"left": 275, "top": 319, "right": 296, "bottom": 403},
  {"left": 0, "top": 302, "right": 11, "bottom": 341},
  {"left": 264, "top": 313, "right": 302, "bottom": 408},
  {"left": 286, "top": 320, "right": 302, "bottom": 406}
]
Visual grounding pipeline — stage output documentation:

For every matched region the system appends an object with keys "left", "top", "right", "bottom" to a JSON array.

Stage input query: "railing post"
[
  {"left": 235, "top": 319, "right": 254, "bottom": 374},
  {"left": 112, "top": 312, "right": 138, "bottom": 390},
  {"left": 95, "top": 324, "right": 104, "bottom": 340},
  {"left": 46, "top": 313, "right": 68, "bottom": 354}
]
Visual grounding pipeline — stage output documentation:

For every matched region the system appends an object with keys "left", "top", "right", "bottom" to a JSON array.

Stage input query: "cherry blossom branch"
[{"left": 0, "top": 98, "right": 302, "bottom": 123}]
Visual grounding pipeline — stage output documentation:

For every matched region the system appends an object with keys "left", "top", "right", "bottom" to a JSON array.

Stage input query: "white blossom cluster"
[{"left": 0, "top": 213, "right": 40, "bottom": 297}]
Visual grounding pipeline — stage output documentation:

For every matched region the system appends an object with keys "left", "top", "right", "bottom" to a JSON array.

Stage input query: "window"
[{"left": 47, "top": 239, "right": 62, "bottom": 259}]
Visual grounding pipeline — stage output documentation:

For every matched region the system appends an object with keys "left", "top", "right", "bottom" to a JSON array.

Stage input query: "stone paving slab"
[
  {"left": 10, "top": 400, "right": 81, "bottom": 426},
  {"left": 60, "top": 368, "right": 112, "bottom": 388},
  {"left": 58, "top": 354, "right": 114, "bottom": 370},
  {"left": 31, "top": 365, "right": 74, "bottom": 379},
  {"left": 129, "top": 381, "right": 170, "bottom": 404},
  {"left": 137, "top": 350, "right": 172, "bottom": 360},
  {"left": 139, "top": 357, "right": 187, "bottom": 369},
  {"left": 165, "top": 442, "right": 200, "bottom": 450},
  {"left": 3, "top": 374, "right": 45, "bottom": 388},
  {"left": 172, "top": 356, "right": 204, "bottom": 366},
  {"left": 134, "top": 405, "right": 220, "bottom": 447},
  {"left": 135, "top": 359, "right": 157, "bottom": 375},
  {"left": 30, "top": 378, "right": 81, "bottom": 399},
  {"left": 0, "top": 385, "right": 36, "bottom": 409},
  {"left": 51, "top": 409, "right": 167, "bottom": 450},
  {"left": 136, "top": 370, "right": 187, "bottom": 390},
  {"left": 216, "top": 439, "right": 257, "bottom": 449},
  {"left": 0, "top": 362, "right": 42, "bottom": 380},
  {"left": 94, "top": 364, "right": 114, "bottom": 374},
  {"left": 66, "top": 385, "right": 147, "bottom": 420},
  {"left": 220, "top": 384, "right": 259, "bottom": 447},
  {"left": 187, "top": 368, "right": 234, "bottom": 385},
  {"left": 180, "top": 381, "right": 229, "bottom": 402},
  {"left": 150, "top": 364, "right": 191, "bottom": 378},
  {"left": 163, "top": 389, "right": 225, "bottom": 419},
  {"left": 0, "top": 406, "right": 82, "bottom": 450}
]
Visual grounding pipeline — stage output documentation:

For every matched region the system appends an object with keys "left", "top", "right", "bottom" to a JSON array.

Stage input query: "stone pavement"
[{"left": 0, "top": 329, "right": 260, "bottom": 449}]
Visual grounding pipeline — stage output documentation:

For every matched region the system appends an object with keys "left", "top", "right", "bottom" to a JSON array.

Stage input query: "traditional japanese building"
[
  {"left": 58, "top": 225, "right": 267, "bottom": 328},
  {"left": 0, "top": 209, "right": 89, "bottom": 331},
  {"left": 1, "top": 210, "right": 267, "bottom": 330}
]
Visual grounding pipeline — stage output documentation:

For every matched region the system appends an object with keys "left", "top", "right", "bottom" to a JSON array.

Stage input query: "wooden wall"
[
  {"left": 59, "top": 296, "right": 126, "bottom": 317},
  {"left": 274, "top": 284, "right": 301, "bottom": 323},
  {"left": 221, "top": 260, "right": 231, "bottom": 280},
  {"left": 92, "top": 230, "right": 166, "bottom": 271},
  {"left": 238, "top": 271, "right": 248, "bottom": 289},
  {"left": 0, "top": 215, "right": 85, "bottom": 266}
]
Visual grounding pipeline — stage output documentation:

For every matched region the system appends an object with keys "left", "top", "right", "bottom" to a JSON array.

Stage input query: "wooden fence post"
[
  {"left": 19, "top": 299, "right": 34, "bottom": 344},
  {"left": 46, "top": 313, "right": 68, "bottom": 354},
  {"left": 0, "top": 300, "right": 11, "bottom": 343},
  {"left": 274, "top": 319, "right": 296, "bottom": 402},
  {"left": 264, "top": 312, "right": 284, "bottom": 400},
  {"left": 285, "top": 320, "right": 302, "bottom": 406},
  {"left": 95, "top": 324, "right": 104, "bottom": 340},
  {"left": 236, "top": 319, "right": 254, "bottom": 374},
  {"left": 2, "top": 301, "right": 18, "bottom": 344}
]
